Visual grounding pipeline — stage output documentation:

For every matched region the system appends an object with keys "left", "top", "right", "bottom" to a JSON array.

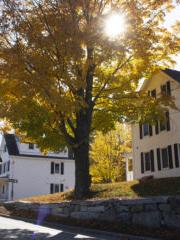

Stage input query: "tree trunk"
[{"left": 74, "top": 140, "right": 90, "bottom": 199}]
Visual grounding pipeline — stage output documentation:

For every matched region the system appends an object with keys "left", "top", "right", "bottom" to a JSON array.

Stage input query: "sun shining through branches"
[{"left": 104, "top": 13, "right": 126, "bottom": 38}]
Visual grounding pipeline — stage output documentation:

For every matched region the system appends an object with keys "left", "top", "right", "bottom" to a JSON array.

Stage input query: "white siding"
[
  {"left": 132, "top": 71, "right": 180, "bottom": 179},
  {"left": 9, "top": 156, "right": 75, "bottom": 200}
]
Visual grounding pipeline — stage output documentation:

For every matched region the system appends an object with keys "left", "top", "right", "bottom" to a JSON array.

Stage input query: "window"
[
  {"left": 148, "top": 89, "right": 156, "bottom": 98},
  {"left": 51, "top": 162, "right": 64, "bottom": 175},
  {"left": 141, "top": 150, "right": 155, "bottom": 173},
  {"left": 50, "top": 183, "right": 64, "bottom": 194},
  {"left": 0, "top": 165, "right": 2, "bottom": 175},
  {"left": 161, "top": 81, "right": 171, "bottom": 96},
  {"left": 139, "top": 123, "right": 152, "bottom": 139},
  {"left": 144, "top": 152, "right": 151, "bottom": 171},
  {"left": 161, "top": 148, "right": 169, "bottom": 168},
  {"left": 29, "top": 143, "right": 34, "bottom": 149},
  {"left": 155, "top": 111, "right": 170, "bottom": 134},
  {"left": 151, "top": 89, "right": 156, "bottom": 98},
  {"left": 55, "top": 163, "right": 60, "bottom": 173},
  {"left": 54, "top": 184, "right": 59, "bottom": 193},
  {"left": 143, "top": 124, "right": 149, "bottom": 136}
]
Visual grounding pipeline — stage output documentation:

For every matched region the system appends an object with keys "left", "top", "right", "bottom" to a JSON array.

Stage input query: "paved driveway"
[{"left": 0, "top": 216, "right": 158, "bottom": 240}]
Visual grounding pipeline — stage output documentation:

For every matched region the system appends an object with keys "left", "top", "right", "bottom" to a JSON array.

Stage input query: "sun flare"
[{"left": 105, "top": 13, "right": 125, "bottom": 38}]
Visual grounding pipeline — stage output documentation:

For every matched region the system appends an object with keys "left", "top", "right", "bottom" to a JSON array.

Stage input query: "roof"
[
  {"left": 141, "top": 68, "right": 180, "bottom": 90},
  {"left": 4, "top": 134, "right": 74, "bottom": 160},
  {"left": 162, "top": 68, "right": 180, "bottom": 83}
]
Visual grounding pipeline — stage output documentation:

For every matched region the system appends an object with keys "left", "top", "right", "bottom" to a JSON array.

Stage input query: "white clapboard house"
[
  {"left": 132, "top": 69, "right": 180, "bottom": 180},
  {"left": 0, "top": 134, "right": 75, "bottom": 201}
]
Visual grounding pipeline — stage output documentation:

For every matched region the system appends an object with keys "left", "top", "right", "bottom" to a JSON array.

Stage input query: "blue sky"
[{"left": 164, "top": 3, "right": 180, "bottom": 70}]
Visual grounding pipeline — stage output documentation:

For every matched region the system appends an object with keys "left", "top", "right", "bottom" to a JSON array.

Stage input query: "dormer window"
[
  {"left": 28, "top": 143, "right": 34, "bottom": 150},
  {"left": 161, "top": 81, "right": 171, "bottom": 96}
]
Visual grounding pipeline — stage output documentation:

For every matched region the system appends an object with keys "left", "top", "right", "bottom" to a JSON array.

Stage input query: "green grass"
[{"left": 21, "top": 177, "right": 180, "bottom": 203}]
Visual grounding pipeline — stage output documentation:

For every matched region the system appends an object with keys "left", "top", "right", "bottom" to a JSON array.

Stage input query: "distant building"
[
  {"left": 124, "top": 152, "right": 133, "bottom": 181},
  {"left": 0, "top": 134, "right": 75, "bottom": 201},
  {"left": 132, "top": 69, "right": 180, "bottom": 179}
]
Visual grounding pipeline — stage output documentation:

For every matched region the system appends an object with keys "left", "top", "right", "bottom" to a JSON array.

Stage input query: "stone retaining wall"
[{"left": 3, "top": 196, "right": 180, "bottom": 229}]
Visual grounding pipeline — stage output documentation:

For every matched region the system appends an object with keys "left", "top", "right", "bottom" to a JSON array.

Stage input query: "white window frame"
[{"left": 51, "top": 183, "right": 64, "bottom": 194}]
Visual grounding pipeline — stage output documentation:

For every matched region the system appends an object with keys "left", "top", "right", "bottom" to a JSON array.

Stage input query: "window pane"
[
  {"left": 145, "top": 152, "right": 151, "bottom": 171},
  {"left": 151, "top": 89, "right": 156, "bottom": 98},
  {"left": 29, "top": 143, "right": 34, "bottom": 149},
  {"left": 160, "top": 121, "right": 166, "bottom": 131},
  {"left": 143, "top": 124, "right": 149, "bottom": 136},
  {"left": 55, "top": 164, "right": 60, "bottom": 173},
  {"left": 161, "top": 84, "right": 167, "bottom": 95},
  {"left": 162, "top": 148, "right": 168, "bottom": 168},
  {"left": 54, "top": 184, "right": 59, "bottom": 193}
]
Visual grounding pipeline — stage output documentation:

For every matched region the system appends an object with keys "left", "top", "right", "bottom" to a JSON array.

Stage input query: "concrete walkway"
[{"left": 0, "top": 216, "right": 159, "bottom": 240}]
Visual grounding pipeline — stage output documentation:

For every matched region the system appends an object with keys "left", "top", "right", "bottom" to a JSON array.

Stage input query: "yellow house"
[{"left": 132, "top": 69, "right": 180, "bottom": 179}]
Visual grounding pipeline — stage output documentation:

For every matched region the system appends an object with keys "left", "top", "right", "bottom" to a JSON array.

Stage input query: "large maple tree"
[{"left": 0, "top": 0, "right": 179, "bottom": 198}]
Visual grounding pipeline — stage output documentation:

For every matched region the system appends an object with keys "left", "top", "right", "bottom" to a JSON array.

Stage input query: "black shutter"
[
  {"left": 50, "top": 184, "right": 54, "bottom": 194},
  {"left": 61, "top": 162, "right": 64, "bottom": 175},
  {"left": 167, "top": 81, "right": 171, "bottom": 96},
  {"left": 168, "top": 145, "right": 173, "bottom": 169},
  {"left": 150, "top": 150, "right": 155, "bottom": 172},
  {"left": 174, "top": 144, "right": 179, "bottom": 168},
  {"left": 60, "top": 184, "right": 64, "bottom": 192},
  {"left": 51, "top": 162, "right": 54, "bottom": 174},
  {"left": 166, "top": 111, "right": 170, "bottom": 131},
  {"left": 139, "top": 124, "right": 143, "bottom": 139},
  {"left": 157, "top": 148, "right": 161, "bottom": 171},
  {"left": 149, "top": 125, "right": 153, "bottom": 136},
  {"left": 155, "top": 121, "right": 159, "bottom": 134},
  {"left": 141, "top": 152, "right": 144, "bottom": 174}
]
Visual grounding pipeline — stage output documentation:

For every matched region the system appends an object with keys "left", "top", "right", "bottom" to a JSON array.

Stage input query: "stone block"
[
  {"left": 117, "top": 206, "right": 129, "bottom": 213},
  {"left": 169, "top": 197, "right": 180, "bottom": 213},
  {"left": 163, "top": 213, "right": 180, "bottom": 228},
  {"left": 71, "top": 211, "right": 99, "bottom": 219},
  {"left": 132, "top": 211, "right": 161, "bottom": 228},
  {"left": 145, "top": 204, "right": 157, "bottom": 211},
  {"left": 159, "top": 204, "right": 171, "bottom": 212},
  {"left": 99, "top": 209, "right": 116, "bottom": 221},
  {"left": 131, "top": 205, "right": 143, "bottom": 212},
  {"left": 117, "top": 212, "right": 131, "bottom": 224},
  {"left": 80, "top": 205, "right": 88, "bottom": 212},
  {"left": 87, "top": 206, "right": 105, "bottom": 212}
]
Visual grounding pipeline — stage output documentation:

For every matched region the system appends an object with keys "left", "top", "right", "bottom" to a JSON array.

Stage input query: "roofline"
[
  {"left": 11, "top": 154, "right": 74, "bottom": 160},
  {"left": 140, "top": 68, "right": 180, "bottom": 91}
]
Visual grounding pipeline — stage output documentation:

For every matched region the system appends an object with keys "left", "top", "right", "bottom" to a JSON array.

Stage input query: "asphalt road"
[{"left": 0, "top": 216, "right": 158, "bottom": 240}]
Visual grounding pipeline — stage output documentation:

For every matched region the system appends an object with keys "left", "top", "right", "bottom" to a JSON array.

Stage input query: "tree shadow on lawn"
[
  {"left": 131, "top": 178, "right": 180, "bottom": 197},
  {"left": 0, "top": 228, "right": 95, "bottom": 240}
]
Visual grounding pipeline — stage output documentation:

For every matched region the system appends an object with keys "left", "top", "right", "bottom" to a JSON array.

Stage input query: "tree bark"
[
  {"left": 73, "top": 107, "right": 92, "bottom": 199},
  {"left": 74, "top": 140, "right": 90, "bottom": 199}
]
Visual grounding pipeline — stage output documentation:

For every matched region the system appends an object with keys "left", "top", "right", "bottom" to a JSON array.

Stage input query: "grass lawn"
[{"left": 21, "top": 177, "right": 180, "bottom": 203}]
